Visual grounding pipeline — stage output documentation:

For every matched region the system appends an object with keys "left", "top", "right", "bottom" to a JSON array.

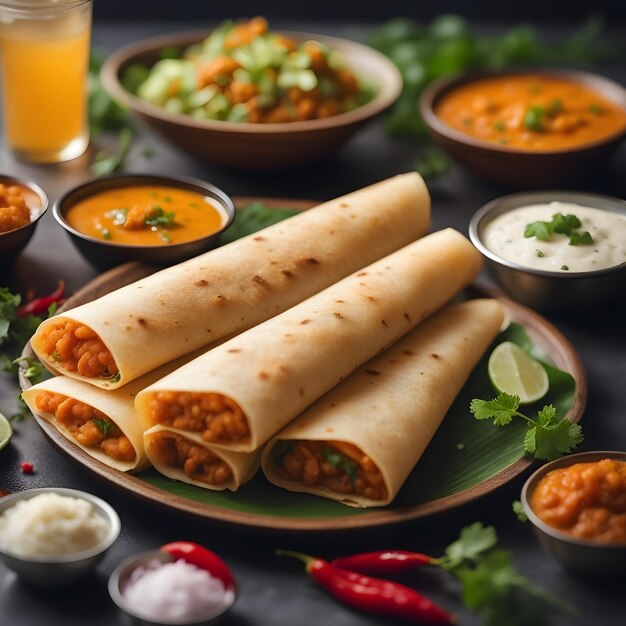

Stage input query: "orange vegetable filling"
[
  {"left": 38, "top": 320, "right": 118, "bottom": 379},
  {"left": 278, "top": 440, "right": 388, "bottom": 501},
  {"left": 34, "top": 391, "right": 135, "bottom": 462},
  {"left": 148, "top": 431, "right": 232, "bottom": 486},
  {"left": 436, "top": 75, "right": 626, "bottom": 151},
  {"left": 531, "top": 458, "right": 626, "bottom": 544},
  {"left": 148, "top": 392, "right": 249, "bottom": 444},
  {"left": 0, "top": 183, "right": 31, "bottom": 233}
]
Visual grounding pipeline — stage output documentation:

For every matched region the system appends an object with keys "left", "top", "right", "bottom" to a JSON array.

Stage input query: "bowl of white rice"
[{"left": 0, "top": 487, "right": 120, "bottom": 586}]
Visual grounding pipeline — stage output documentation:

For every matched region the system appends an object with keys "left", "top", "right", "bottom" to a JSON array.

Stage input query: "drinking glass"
[{"left": 0, "top": 0, "right": 92, "bottom": 163}]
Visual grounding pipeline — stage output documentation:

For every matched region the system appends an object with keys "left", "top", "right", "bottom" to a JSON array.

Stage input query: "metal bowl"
[
  {"left": 108, "top": 550, "right": 236, "bottom": 625},
  {"left": 53, "top": 173, "right": 236, "bottom": 270},
  {"left": 0, "top": 487, "right": 120, "bottom": 586},
  {"left": 469, "top": 191, "right": 626, "bottom": 314},
  {"left": 0, "top": 174, "right": 48, "bottom": 264},
  {"left": 521, "top": 451, "right": 626, "bottom": 577}
]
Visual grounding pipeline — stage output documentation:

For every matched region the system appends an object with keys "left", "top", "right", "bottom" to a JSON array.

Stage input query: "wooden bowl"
[
  {"left": 420, "top": 69, "right": 626, "bottom": 187},
  {"left": 101, "top": 30, "right": 402, "bottom": 170}
]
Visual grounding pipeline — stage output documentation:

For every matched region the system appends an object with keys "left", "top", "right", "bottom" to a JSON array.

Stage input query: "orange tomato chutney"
[
  {"left": 65, "top": 185, "right": 227, "bottom": 246},
  {"left": 531, "top": 458, "right": 626, "bottom": 544},
  {"left": 435, "top": 75, "right": 626, "bottom": 151}
]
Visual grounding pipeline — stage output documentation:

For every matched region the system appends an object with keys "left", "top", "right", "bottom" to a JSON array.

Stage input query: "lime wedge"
[
  {"left": 0, "top": 412, "right": 12, "bottom": 451},
  {"left": 488, "top": 341, "right": 549, "bottom": 404}
]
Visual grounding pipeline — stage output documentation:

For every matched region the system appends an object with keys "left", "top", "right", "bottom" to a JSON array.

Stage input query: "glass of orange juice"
[{"left": 0, "top": 0, "right": 92, "bottom": 163}]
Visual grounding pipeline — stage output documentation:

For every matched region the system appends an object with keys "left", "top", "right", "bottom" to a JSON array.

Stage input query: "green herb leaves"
[
  {"left": 146, "top": 207, "right": 176, "bottom": 228},
  {"left": 470, "top": 393, "right": 583, "bottom": 461},
  {"left": 92, "top": 418, "right": 116, "bottom": 437},
  {"left": 523, "top": 212, "right": 593, "bottom": 246},
  {"left": 523, "top": 105, "right": 546, "bottom": 132},
  {"left": 440, "top": 522, "right": 497, "bottom": 570},
  {"left": 322, "top": 448, "right": 358, "bottom": 485},
  {"left": 91, "top": 127, "right": 133, "bottom": 177},
  {"left": 441, "top": 523, "right": 575, "bottom": 626}
]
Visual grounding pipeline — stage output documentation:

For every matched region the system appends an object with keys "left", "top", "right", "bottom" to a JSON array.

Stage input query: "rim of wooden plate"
[{"left": 19, "top": 197, "right": 587, "bottom": 532}]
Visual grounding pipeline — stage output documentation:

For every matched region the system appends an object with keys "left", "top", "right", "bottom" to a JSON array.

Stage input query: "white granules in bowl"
[
  {"left": 0, "top": 492, "right": 109, "bottom": 557},
  {"left": 123, "top": 559, "right": 234, "bottom": 621}
]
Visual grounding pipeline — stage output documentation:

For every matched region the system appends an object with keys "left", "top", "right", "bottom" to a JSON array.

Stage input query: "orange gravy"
[
  {"left": 66, "top": 185, "right": 227, "bottom": 246},
  {"left": 435, "top": 75, "right": 626, "bottom": 151}
]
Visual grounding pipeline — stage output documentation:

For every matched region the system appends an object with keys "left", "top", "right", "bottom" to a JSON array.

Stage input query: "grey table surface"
[{"left": 1, "top": 19, "right": 626, "bottom": 626}]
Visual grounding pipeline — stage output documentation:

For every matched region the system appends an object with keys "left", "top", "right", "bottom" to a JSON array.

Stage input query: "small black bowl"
[
  {"left": 0, "top": 174, "right": 48, "bottom": 264},
  {"left": 53, "top": 174, "right": 235, "bottom": 270}
]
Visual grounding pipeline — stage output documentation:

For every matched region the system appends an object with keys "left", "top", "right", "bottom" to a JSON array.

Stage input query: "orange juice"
[{"left": 0, "top": 1, "right": 92, "bottom": 162}]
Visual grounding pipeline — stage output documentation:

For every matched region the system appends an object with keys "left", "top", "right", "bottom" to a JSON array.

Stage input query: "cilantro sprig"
[
  {"left": 440, "top": 523, "right": 575, "bottom": 626},
  {"left": 322, "top": 448, "right": 358, "bottom": 485},
  {"left": 146, "top": 207, "right": 176, "bottom": 228},
  {"left": 92, "top": 418, "right": 117, "bottom": 438},
  {"left": 524, "top": 212, "right": 593, "bottom": 246},
  {"left": 470, "top": 393, "right": 583, "bottom": 461}
]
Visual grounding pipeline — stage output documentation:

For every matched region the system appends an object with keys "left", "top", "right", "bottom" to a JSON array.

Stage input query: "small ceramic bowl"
[
  {"left": 420, "top": 69, "right": 626, "bottom": 187},
  {"left": 0, "top": 174, "right": 48, "bottom": 264},
  {"left": 469, "top": 191, "right": 626, "bottom": 313},
  {"left": 100, "top": 30, "right": 402, "bottom": 170},
  {"left": 0, "top": 487, "right": 120, "bottom": 586},
  {"left": 521, "top": 451, "right": 626, "bottom": 577},
  {"left": 53, "top": 173, "right": 235, "bottom": 270},
  {"left": 108, "top": 550, "right": 236, "bottom": 625}
]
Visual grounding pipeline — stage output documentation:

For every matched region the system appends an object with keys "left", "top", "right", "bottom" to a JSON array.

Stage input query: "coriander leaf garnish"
[
  {"left": 322, "top": 448, "right": 358, "bottom": 486},
  {"left": 441, "top": 523, "right": 576, "bottom": 624},
  {"left": 523, "top": 105, "right": 546, "bottom": 132},
  {"left": 589, "top": 103, "right": 603, "bottom": 115},
  {"left": 470, "top": 393, "right": 583, "bottom": 461},
  {"left": 524, "top": 212, "right": 593, "bottom": 246},
  {"left": 569, "top": 231, "right": 593, "bottom": 246},
  {"left": 110, "top": 372, "right": 121, "bottom": 384},
  {"left": 561, "top": 265, "right": 569, "bottom": 271},
  {"left": 92, "top": 418, "right": 116, "bottom": 437},
  {"left": 535, "top": 249, "right": 544, "bottom": 257},
  {"left": 551, "top": 212, "right": 581, "bottom": 235},
  {"left": 524, "top": 220, "right": 552, "bottom": 241},
  {"left": 146, "top": 207, "right": 176, "bottom": 228},
  {"left": 512, "top": 500, "right": 528, "bottom": 522},
  {"left": 440, "top": 522, "right": 497, "bottom": 570}
]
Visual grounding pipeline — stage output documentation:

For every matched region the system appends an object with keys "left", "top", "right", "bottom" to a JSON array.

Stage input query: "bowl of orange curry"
[
  {"left": 421, "top": 69, "right": 626, "bottom": 187},
  {"left": 521, "top": 451, "right": 626, "bottom": 577},
  {"left": 0, "top": 174, "right": 48, "bottom": 264},
  {"left": 53, "top": 174, "right": 235, "bottom": 270}
]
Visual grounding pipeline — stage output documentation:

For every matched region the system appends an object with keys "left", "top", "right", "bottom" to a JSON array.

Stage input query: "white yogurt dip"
[{"left": 483, "top": 202, "right": 626, "bottom": 272}]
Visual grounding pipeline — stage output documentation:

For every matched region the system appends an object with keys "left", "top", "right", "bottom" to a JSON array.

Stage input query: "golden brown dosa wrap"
[
  {"left": 262, "top": 299, "right": 505, "bottom": 507},
  {"left": 143, "top": 425, "right": 261, "bottom": 492},
  {"left": 22, "top": 374, "right": 153, "bottom": 472},
  {"left": 135, "top": 229, "right": 483, "bottom": 453},
  {"left": 31, "top": 173, "right": 430, "bottom": 389}
]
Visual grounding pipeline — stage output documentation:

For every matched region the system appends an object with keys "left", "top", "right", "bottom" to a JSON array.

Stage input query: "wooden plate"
[{"left": 21, "top": 198, "right": 586, "bottom": 532}]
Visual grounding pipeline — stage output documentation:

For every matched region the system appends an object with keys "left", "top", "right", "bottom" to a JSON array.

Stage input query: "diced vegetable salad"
[{"left": 125, "top": 17, "right": 376, "bottom": 124}]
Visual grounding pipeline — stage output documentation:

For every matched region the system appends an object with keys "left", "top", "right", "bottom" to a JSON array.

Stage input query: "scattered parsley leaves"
[
  {"left": 568, "top": 231, "right": 593, "bottom": 246},
  {"left": 523, "top": 105, "right": 546, "bottom": 132},
  {"left": 146, "top": 207, "right": 176, "bottom": 228},
  {"left": 524, "top": 220, "right": 552, "bottom": 241},
  {"left": 92, "top": 418, "right": 116, "bottom": 437},
  {"left": 535, "top": 249, "right": 544, "bottom": 257},
  {"left": 470, "top": 393, "right": 583, "bottom": 461}
]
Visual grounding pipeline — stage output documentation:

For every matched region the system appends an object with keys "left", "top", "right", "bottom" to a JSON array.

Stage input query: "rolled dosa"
[
  {"left": 143, "top": 425, "right": 261, "bottom": 492},
  {"left": 31, "top": 173, "right": 430, "bottom": 389},
  {"left": 22, "top": 374, "right": 154, "bottom": 473},
  {"left": 261, "top": 299, "right": 505, "bottom": 507},
  {"left": 135, "top": 228, "right": 483, "bottom": 454}
]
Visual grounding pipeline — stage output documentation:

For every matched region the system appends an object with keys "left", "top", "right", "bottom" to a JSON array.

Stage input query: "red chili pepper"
[
  {"left": 160, "top": 541, "right": 236, "bottom": 591},
  {"left": 19, "top": 461, "right": 34, "bottom": 474},
  {"left": 277, "top": 550, "right": 454, "bottom": 624},
  {"left": 17, "top": 280, "right": 65, "bottom": 318},
  {"left": 332, "top": 550, "right": 437, "bottom": 575}
]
